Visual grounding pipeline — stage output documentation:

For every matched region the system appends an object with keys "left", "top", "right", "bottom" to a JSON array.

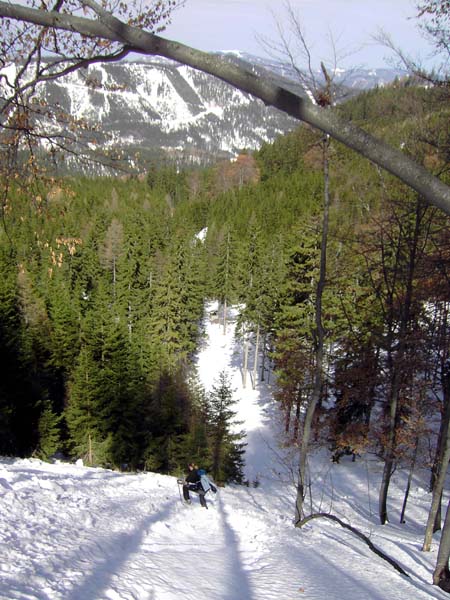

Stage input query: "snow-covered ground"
[{"left": 0, "top": 304, "right": 448, "bottom": 599}]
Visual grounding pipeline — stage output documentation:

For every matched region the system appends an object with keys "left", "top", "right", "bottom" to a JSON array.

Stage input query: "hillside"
[
  {"left": 0, "top": 305, "right": 448, "bottom": 600},
  {"left": 0, "top": 55, "right": 407, "bottom": 173}
]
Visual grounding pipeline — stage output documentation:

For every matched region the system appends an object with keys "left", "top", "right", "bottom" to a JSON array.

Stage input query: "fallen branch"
[{"left": 299, "top": 512, "right": 409, "bottom": 578}]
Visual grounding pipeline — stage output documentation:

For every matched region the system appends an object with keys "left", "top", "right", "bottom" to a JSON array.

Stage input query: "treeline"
[
  {"left": 0, "top": 83, "right": 449, "bottom": 508},
  {"left": 0, "top": 175, "right": 245, "bottom": 482},
  {"left": 201, "top": 82, "right": 450, "bottom": 538}
]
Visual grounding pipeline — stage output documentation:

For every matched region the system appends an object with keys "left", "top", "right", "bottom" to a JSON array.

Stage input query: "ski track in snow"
[{"left": 0, "top": 303, "right": 448, "bottom": 600}]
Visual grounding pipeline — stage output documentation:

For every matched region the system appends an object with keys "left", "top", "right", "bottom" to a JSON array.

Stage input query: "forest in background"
[{"left": 0, "top": 80, "right": 449, "bottom": 497}]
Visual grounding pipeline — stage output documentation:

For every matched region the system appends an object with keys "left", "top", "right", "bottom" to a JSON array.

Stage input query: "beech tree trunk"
[
  {"left": 242, "top": 335, "right": 249, "bottom": 388},
  {"left": 252, "top": 323, "right": 260, "bottom": 390},
  {"left": 378, "top": 364, "right": 401, "bottom": 525},
  {"left": 222, "top": 298, "right": 227, "bottom": 336},
  {"left": 260, "top": 334, "right": 267, "bottom": 382},
  {"left": 293, "top": 393, "right": 301, "bottom": 441},
  {"left": 400, "top": 434, "right": 419, "bottom": 524},
  {"left": 423, "top": 365, "right": 450, "bottom": 551},
  {"left": 88, "top": 432, "right": 93, "bottom": 466},
  {"left": 295, "top": 136, "right": 330, "bottom": 525},
  {"left": 433, "top": 500, "right": 450, "bottom": 590},
  {"left": 430, "top": 353, "right": 450, "bottom": 533}
]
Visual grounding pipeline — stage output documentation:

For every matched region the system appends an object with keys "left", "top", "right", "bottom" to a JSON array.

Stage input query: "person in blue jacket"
[{"left": 182, "top": 463, "right": 214, "bottom": 508}]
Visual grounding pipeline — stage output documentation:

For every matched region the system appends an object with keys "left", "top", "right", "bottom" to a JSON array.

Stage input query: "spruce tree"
[
  {"left": 207, "top": 370, "right": 246, "bottom": 483},
  {"left": 35, "top": 398, "right": 62, "bottom": 460},
  {"left": 0, "top": 250, "right": 43, "bottom": 454},
  {"left": 149, "top": 250, "right": 189, "bottom": 372},
  {"left": 65, "top": 344, "right": 105, "bottom": 465},
  {"left": 212, "top": 228, "right": 238, "bottom": 334},
  {"left": 184, "top": 368, "right": 210, "bottom": 469}
]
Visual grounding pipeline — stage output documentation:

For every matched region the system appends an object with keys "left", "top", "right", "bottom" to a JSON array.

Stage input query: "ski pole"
[{"left": 177, "top": 478, "right": 184, "bottom": 503}]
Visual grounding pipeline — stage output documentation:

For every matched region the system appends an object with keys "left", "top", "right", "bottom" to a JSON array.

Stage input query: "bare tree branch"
[
  {"left": 0, "top": 1, "right": 449, "bottom": 214},
  {"left": 299, "top": 512, "right": 410, "bottom": 578},
  {"left": 374, "top": 28, "right": 449, "bottom": 88}
]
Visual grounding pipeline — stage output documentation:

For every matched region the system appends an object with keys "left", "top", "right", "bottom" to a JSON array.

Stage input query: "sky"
[
  {"left": 0, "top": 302, "right": 447, "bottom": 599},
  {"left": 164, "top": 0, "right": 435, "bottom": 69}
]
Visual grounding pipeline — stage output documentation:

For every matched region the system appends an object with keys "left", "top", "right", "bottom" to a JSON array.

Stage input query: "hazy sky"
[{"left": 164, "top": 0, "right": 434, "bottom": 68}]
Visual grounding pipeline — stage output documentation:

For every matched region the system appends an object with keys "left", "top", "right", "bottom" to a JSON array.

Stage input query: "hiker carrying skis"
[
  {"left": 182, "top": 463, "right": 206, "bottom": 507},
  {"left": 182, "top": 463, "right": 216, "bottom": 508}
]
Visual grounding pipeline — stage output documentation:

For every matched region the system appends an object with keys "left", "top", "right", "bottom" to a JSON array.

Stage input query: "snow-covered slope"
[
  {"left": 27, "top": 57, "right": 297, "bottom": 167},
  {"left": 0, "top": 305, "right": 448, "bottom": 600},
  {"left": 1, "top": 55, "right": 406, "bottom": 172}
]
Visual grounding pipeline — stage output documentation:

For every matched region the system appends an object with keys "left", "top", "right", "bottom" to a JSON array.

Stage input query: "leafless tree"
[
  {"left": 258, "top": 3, "right": 340, "bottom": 524},
  {"left": 375, "top": 1, "right": 449, "bottom": 89}
]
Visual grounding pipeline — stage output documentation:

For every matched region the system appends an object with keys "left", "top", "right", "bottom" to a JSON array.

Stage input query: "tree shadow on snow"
[
  {"left": 216, "top": 494, "right": 256, "bottom": 600},
  {"left": 63, "top": 497, "right": 174, "bottom": 600}
]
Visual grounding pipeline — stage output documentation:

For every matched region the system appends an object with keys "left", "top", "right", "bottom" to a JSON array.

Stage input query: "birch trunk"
[
  {"left": 252, "top": 323, "right": 260, "bottom": 390},
  {"left": 295, "top": 136, "right": 329, "bottom": 525}
]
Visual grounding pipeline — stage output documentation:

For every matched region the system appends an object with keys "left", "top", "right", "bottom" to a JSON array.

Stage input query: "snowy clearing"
[{"left": 0, "top": 305, "right": 448, "bottom": 600}]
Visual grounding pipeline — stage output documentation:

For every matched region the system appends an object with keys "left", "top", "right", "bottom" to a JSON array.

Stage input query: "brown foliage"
[{"left": 213, "top": 153, "right": 260, "bottom": 193}]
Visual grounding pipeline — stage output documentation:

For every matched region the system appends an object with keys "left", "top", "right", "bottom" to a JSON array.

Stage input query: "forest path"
[{"left": 0, "top": 305, "right": 446, "bottom": 599}]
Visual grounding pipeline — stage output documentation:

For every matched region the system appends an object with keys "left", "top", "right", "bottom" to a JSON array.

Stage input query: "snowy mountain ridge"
[
  {"left": 28, "top": 56, "right": 296, "bottom": 170},
  {"left": 5, "top": 54, "right": 406, "bottom": 172}
]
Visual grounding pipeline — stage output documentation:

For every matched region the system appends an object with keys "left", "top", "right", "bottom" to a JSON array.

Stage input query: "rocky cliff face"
[
  {"left": 39, "top": 56, "right": 297, "bottom": 170},
  {"left": 4, "top": 53, "right": 405, "bottom": 173}
]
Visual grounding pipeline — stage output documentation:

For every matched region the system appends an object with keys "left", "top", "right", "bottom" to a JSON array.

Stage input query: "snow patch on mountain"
[{"left": 1, "top": 56, "right": 407, "bottom": 172}]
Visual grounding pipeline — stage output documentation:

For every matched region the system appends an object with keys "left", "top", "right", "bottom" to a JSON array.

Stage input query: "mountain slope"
[
  {"left": 5, "top": 55, "right": 406, "bottom": 172},
  {"left": 35, "top": 57, "right": 297, "bottom": 168},
  {"left": 0, "top": 304, "right": 447, "bottom": 600}
]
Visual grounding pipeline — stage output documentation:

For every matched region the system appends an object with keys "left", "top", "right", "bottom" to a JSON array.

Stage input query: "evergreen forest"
[{"left": 0, "top": 80, "right": 449, "bottom": 499}]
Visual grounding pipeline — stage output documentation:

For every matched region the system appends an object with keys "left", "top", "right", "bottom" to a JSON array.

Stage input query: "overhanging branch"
[{"left": 0, "top": 1, "right": 449, "bottom": 215}]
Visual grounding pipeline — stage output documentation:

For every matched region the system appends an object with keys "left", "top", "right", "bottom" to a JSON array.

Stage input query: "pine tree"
[
  {"left": 212, "top": 228, "right": 238, "bottom": 334},
  {"left": 35, "top": 398, "right": 62, "bottom": 460},
  {"left": 207, "top": 370, "right": 246, "bottom": 483}
]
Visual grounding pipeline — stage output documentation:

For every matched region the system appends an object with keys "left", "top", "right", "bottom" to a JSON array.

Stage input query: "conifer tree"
[
  {"left": 184, "top": 368, "right": 210, "bottom": 467},
  {"left": 149, "top": 248, "right": 190, "bottom": 372},
  {"left": 212, "top": 228, "right": 238, "bottom": 334},
  {"left": 144, "top": 368, "right": 192, "bottom": 472},
  {"left": 99, "top": 217, "right": 125, "bottom": 300},
  {"left": 47, "top": 277, "right": 81, "bottom": 371},
  {"left": 0, "top": 249, "right": 43, "bottom": 454},
  {"left": 65, "top": 344, "right": 105, "bottom": 465},
  {"left": 35, "top": 398, "right": 62, "bottom": 461},
  {"left": 235, "top": 216, "right": 265, "bottom": 387},
  {"left": 272, "top": 226, "right": 320, "bottom": 436},
  {"left": 207, "top": 370, "right": 246, "bottom": 483}
]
